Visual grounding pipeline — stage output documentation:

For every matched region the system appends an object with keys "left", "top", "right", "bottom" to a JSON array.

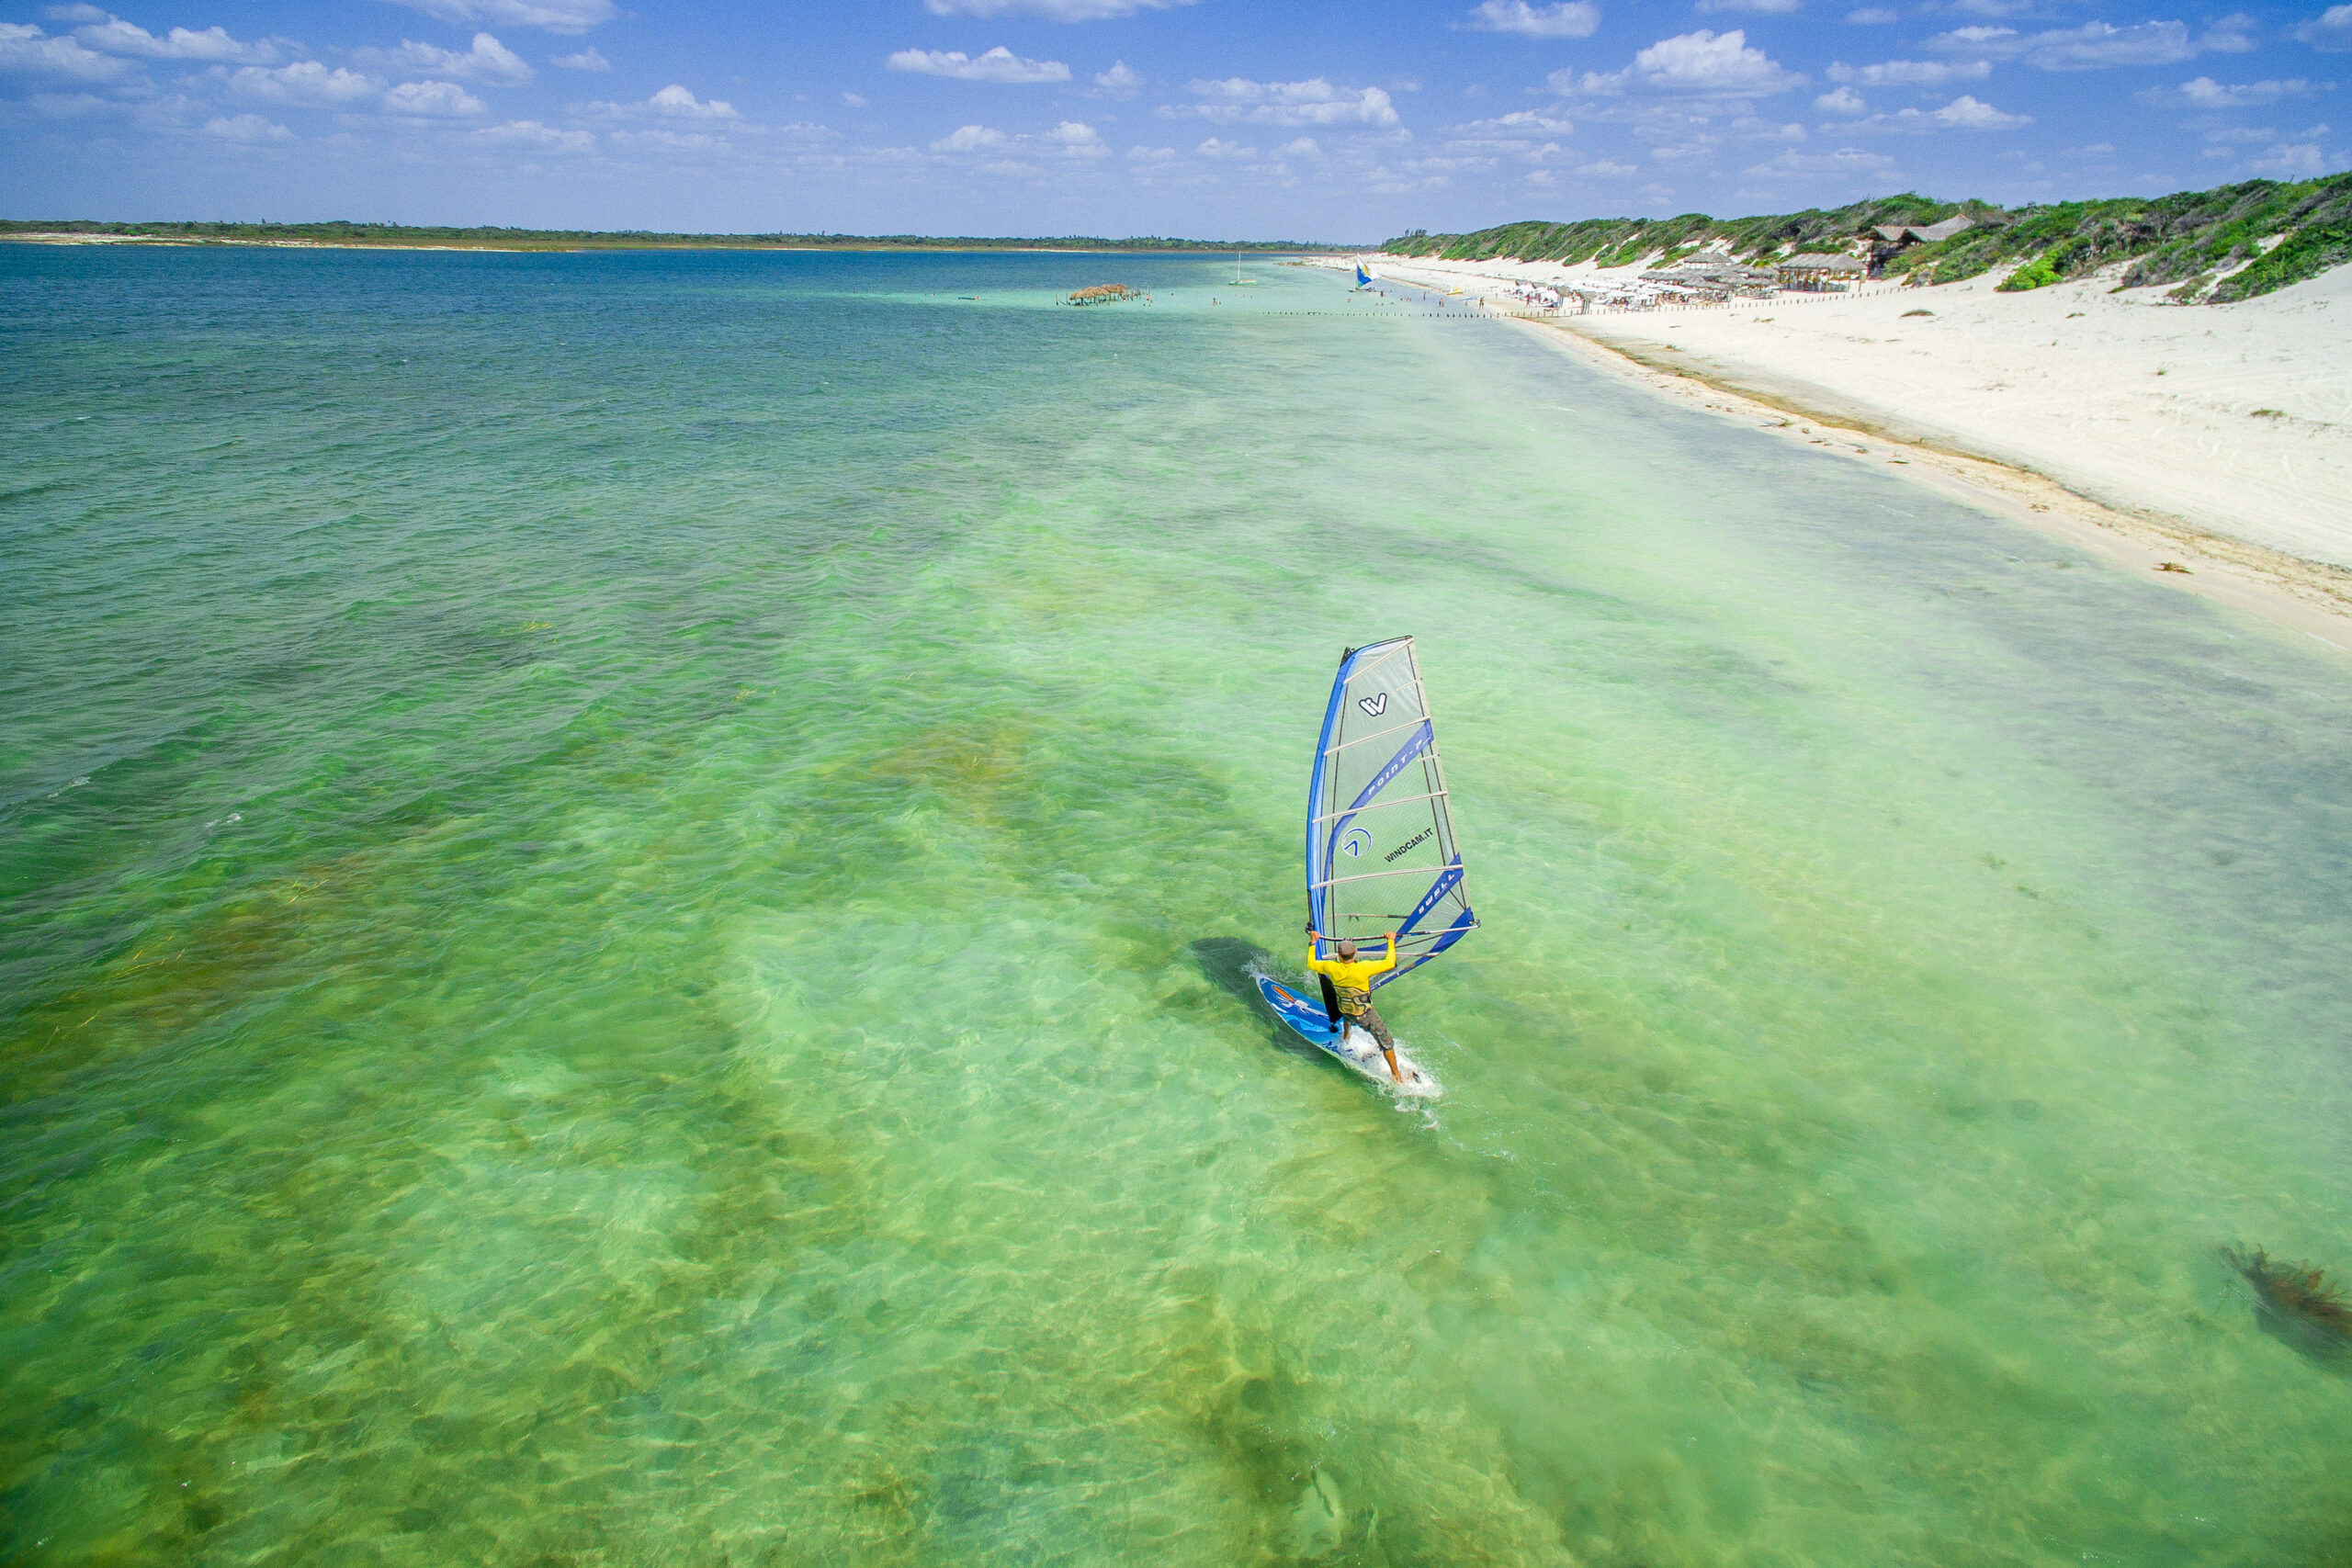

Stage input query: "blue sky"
[{"left": 4, "top": 0, "right": 2347, "bottom": 238}]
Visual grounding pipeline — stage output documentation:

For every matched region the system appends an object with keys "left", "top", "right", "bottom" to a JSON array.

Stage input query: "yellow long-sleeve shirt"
[{"left": 1306, "top": 936, "right": 1396, "bottom": 1015}]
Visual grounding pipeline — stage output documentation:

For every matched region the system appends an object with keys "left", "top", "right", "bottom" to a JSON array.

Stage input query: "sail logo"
[
  {"left": 1385, "top": 826, "right": 1432, "bottom": 863},
  {"left": 1357, "top": 692, "right": 1388, "bottom": 717},
  {"left": 1341, "top": 828, "right": 1372, "bottom": 859}
]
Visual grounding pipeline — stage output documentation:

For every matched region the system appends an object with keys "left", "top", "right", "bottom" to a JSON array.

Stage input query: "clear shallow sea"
[{"left": 4, "top": 245, "right": 2351, "bottom": 1567}]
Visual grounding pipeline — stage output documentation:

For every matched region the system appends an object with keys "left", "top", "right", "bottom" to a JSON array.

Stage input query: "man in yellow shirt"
[{"left": 1305, "top": 923, "right": 1402, "bottom": 1082}]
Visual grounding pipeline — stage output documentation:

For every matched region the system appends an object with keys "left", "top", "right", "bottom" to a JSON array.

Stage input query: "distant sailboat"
[
  {"left": 1354, "top": 261, "right": 1373, "bottom": 288},
  {"left": 1231, "top": 251, "right": 1259, "bottom": 287}
]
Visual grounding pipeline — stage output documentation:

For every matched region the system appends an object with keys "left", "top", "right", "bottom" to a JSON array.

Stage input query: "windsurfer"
[{"left": 1305, "top": 925, "right": 1403, "bottom": 1082}]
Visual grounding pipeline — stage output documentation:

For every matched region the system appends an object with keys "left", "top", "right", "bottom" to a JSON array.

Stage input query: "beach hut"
[
  {"left": 1868, "top": 215, "right": 1975, "bottom": 276},
  {"left": 1776, "top": 254, "right": 1867, "bottom": 292},
  {"left": 1640, "top": 259, "right": 1781, "bottom": 302}
]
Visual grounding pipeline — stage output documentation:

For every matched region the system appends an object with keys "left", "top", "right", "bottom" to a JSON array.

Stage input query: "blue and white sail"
[
  {"left": 1306, "top": 637, "right": 1476, "bottom": 989},
  {"left": 1354, "top": 262, "right": 1373, "bottom": 288}
]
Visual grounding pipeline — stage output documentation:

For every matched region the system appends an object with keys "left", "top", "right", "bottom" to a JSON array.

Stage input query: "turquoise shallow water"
[{"left": 5, "top": 246, "right": 2352, "bottom": 1566}]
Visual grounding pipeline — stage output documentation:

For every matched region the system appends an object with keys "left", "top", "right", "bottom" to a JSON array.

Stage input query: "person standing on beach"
[{"left": 1305, "top": 924, "right": 1402, "bottom": 1082}]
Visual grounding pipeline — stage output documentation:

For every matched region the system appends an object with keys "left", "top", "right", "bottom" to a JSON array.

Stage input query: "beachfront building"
[
  {"left": 1777, "top": 254, "right": 1868, "bottom": 292},
  {"left": 1639, "top": 259, "right": 1781, "bottom": 303},
  {"left": 1868, "top": 216, "right": 1976, "bottom": 276}
]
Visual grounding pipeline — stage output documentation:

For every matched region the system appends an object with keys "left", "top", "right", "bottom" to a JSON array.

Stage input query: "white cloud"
[
  {"left": 1446, "top": 107, "right": 1577, "bottom": 151},
  {"left": 2295, "top": 5, "right": 2352, "bottom": 50},
  {"left": 1744, "top": 144, "right": 1895, "bottom": 175},
  {"left": 203, "top": 110, "right": 291, "bottom": 141},
  {"left": 356, "top": 33, "right": 531, "bottom": 85},
  {"left": 1126, "top": 142, "right": 1178, "bottom": 160},
  {"left": 1046, "top": 118, "right": 1109, "bottom": 154},
  {"left": 0, "top": 21, "right": 134, "bottom": 81},
  {"left": 1464, "top": 1, "right": 1602, "bottom": 39},
  {"left": 383, "top": 79, "right": 484, "bottom": 116},
  {"left": 227, "top": 61, "right": 383, "bottom": 107},
  {"left": 1815, "top": 85, "right": 1867, "bottom": 112},
  {"left": 1091, "top": 60, "right": 1143, "bottom": 96},
  {"left": 933, "top": 122, "right": 1008, "bottom": 150},
  {"left": 585, "top": 84, "right": 739, "bottom": 122},
  {"left": 923, "top": 0, "right": 1195, "bottom": 17},
  {"left": 1196, "top": 134, "right": 1256, "bottom": 156},
  {"left": 1846, "top": 6, "right": 1898, "bottom": 19},
  {"left": 1561, "top": 29, "right": 1804, "bottom": 96},
  {"left": 2248, "top": 140, "right": 2326, "bottom": 174},
  {"left": 554, "top": 46, "right": 608, "bottom": 71},
  {"left": 1173, "top": 75, "right": 1401, "bottom": 126},
  {"left": 1828, "top": 57, "right": 1990, "bottom": 85},
  {"left": 1835, "top": 92, "right": 2030, "bottom": 130},
  {"left": 1928, "top": 92, "right": 2030, "bottom": 128},
  {"left": 2136, "top": 75, "right": 2318, "bottom": 107},
  {"left": 606, "top": 127, "right": 718, "bottom": 151},
  {"left": 841, "top": 91, "right": 867, "bottom": 107},
  {"left": 2021, "top": 19, "right": 2199, "bottom": 68},
  {"left": 647, "top": 84, "right": 737, "bottom": 118},
  {"left": 479, "top": 117, "right": 593, "bottom": 149},
  {"left": 1696, "top": 0, "right": 1803, "bottom": 14},
  {"left": 75, "top": 17, "right": 279, "bottom": 63},
  {"left": 6, "top": 88, "right": 111, "bottom": 117},
  {"left": 1279, "top": 135, "right": 1323, "bottom": 156},
  {"left": 378, "top": 0, "right": 615, "bottom": 35},
  {"left": 2205, "top": 12, "right": 2259, "bottom": 51},
  {"left": 886, "top": 46, "right": 1070, "bottom": 84},
  {"left": 2200, "top": 120, "right": 2324, "bottom": 143},
  {"left": 1926, "top": 18, "right": 2249, "bottom": 70},
  {"left": 40, "top": 4, "right": 110, "bottom": 22}
]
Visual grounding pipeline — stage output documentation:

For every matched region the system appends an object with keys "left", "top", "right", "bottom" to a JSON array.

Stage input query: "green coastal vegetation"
[
  {"left": 1383, "top": 169, "right": 2352, "bottom": 303},
  {"left": 0, "top": 219, "right": 1357, "bottom": 254}
]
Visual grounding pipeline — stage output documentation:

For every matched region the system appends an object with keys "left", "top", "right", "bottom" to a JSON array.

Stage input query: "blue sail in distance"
[
  {"left": 1305, "top": 637, "right": 1476, "bottom": 989},
  {"left": 1355, "top": 262, "right": 1373, "bottom": 288}
]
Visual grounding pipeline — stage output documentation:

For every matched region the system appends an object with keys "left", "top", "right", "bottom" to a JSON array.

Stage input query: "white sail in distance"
[{"left": 1306, "top": 637, "right": 1476, "bottom": 988}]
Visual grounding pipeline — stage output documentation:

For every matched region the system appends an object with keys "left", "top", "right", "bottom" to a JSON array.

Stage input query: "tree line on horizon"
[
  {"left": 0, "top": 220, "right": 1361, "bottom": 254},
  {"left": 1383, "top": 171, "right": 2352, "bottom": 304}
]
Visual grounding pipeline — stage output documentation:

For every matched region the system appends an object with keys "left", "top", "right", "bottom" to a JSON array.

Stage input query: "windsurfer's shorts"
[{"left": 1342, "top": 1005, "right": 1394, "bottom": 1051}]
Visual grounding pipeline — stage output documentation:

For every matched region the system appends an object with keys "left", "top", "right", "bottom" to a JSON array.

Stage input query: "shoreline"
[
  {"left": 1510, "top": 311, "right": 2352, "bottom": 655},
  {"left": 1342, "top": 254, "right": 2352, "bottom": 654}
]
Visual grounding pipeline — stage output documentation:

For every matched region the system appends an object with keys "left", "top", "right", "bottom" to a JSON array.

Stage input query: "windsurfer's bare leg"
[{"left": 1353, "top": 1006, "right": 1403, "bottom": 1082}]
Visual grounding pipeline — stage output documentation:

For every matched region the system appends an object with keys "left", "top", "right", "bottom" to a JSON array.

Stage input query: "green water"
[{"left": 6, "top": 248, "right": 2351, "bottom": 1566}]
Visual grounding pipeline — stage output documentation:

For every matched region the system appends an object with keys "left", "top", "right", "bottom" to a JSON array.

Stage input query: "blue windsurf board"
[{"left": 1255, "top": 974, "right": 1440, "bottom": 1096}]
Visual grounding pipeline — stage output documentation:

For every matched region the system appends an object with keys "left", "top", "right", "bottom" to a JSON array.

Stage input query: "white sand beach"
[{"left": 1359, "top": 251, "right": 2352, "bottom": 639}]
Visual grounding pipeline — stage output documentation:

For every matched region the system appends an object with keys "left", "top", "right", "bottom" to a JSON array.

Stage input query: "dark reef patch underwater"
[{"left": 2223, "top": 1247, "right": 2352, "bottom": 1363}]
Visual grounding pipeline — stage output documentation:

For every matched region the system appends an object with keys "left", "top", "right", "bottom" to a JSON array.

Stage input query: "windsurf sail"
[
  {"left": 1306, "top": 637, "right": 1476, "bottom": 989},
  {"left": 1354, "top": 262, "right": 1373, "bottom": 288}
]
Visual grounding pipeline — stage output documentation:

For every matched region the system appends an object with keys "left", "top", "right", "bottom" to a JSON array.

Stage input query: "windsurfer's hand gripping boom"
[{"left": 1304, "top": 926, "right": 1405, "bottom": 1082}]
